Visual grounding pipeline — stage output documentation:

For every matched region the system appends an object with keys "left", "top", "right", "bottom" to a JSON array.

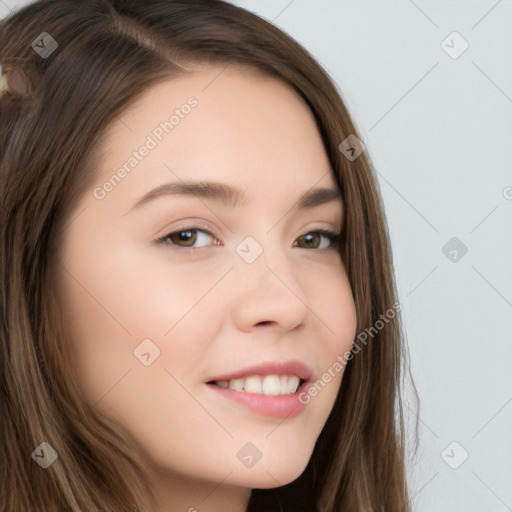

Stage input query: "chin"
[{"left": 236, "top": 453, "right": 311, "bottom": 489}]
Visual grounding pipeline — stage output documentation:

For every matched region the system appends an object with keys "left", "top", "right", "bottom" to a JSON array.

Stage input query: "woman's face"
[{"left": 53, "top": 64, "right": 357, "bottom": 509}]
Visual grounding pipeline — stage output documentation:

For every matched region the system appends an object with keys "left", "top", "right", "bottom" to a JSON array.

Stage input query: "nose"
[{"left": 230, "top": 239, "right": 310, "bottom": 335}]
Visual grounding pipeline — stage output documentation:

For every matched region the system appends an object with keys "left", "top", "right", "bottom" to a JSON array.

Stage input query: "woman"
[{"left": 0, "top": 0, "right": 418, "bottom": 510}]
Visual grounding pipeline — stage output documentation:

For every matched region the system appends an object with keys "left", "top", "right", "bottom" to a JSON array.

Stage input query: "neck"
[{"left": 145, "top": 467, "right": 252, "bottom": 512}]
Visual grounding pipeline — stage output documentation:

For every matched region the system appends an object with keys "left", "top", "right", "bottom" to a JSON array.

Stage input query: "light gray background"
[{"left": 2, "top": 1, "right": 511, "bottom": 510}]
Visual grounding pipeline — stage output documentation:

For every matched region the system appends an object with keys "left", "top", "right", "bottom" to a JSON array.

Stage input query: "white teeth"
[
  {"left": 244, "top": 376, "right": 262, "bottom": 393},
  {"left": 285, "top": 375, "right": 300, "bottom": 394},
  {"left": 228, "top": 378, "right": 244, "bottom": 391},
  {"left": 262, "top": 375, "right": 281, "bottom": 396},
  {"left": 214, "top": 375, "right": 302, "bottom": 395},
  {"left": 280, "top": 375, "right": 288, "bottom": 395}
]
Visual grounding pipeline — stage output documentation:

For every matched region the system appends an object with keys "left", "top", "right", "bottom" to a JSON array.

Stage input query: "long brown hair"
[{"left": 0, "top": 1, "right": 419, "bottom": 510}]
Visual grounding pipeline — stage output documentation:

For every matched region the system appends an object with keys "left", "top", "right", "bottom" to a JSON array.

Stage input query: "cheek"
[
  {"left": 305, "top": 268, "right": 357, "bottom": 409},
  {"left": 53, "top": 249, "right": 228, "bottom": 475},
  {"left": 54, "top": 238, "right": 229, "bottom": 402},
  {"left": 311, "top": 265, "right": 357, "bottom": 360},
  {"left": 111, "top": 246, "right": 231, "bottom": 335},
  {"left": 53, "top": 255, "right": 137, "bottom": 407}
]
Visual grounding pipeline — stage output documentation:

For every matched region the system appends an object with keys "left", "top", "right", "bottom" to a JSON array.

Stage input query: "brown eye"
[
  {"left": 297, "top": 232, "right": 321, "bottom": 249},
  {"left": 158, "top": 227, "right": 219, "bottom": 252},
  {"left": 167, "top": 229, "right": 198, "bottom": 247},
  {"left": 295, "top": 230, "right": 340, "bottom": 250}
]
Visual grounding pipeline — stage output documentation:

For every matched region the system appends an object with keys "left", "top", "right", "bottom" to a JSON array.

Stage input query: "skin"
[{"left": 52, "top": 64, "right": 357, "bottom": 512}]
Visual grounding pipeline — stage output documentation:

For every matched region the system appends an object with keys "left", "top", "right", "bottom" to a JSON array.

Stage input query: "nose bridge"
[{"left": 230, "top": 231, "right": 310, "bottom": 331}]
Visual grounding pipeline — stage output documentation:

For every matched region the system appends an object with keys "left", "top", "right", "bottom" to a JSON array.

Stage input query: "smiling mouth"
[{"left": 207, "top": 374, "right": 306, "bottom": 396}]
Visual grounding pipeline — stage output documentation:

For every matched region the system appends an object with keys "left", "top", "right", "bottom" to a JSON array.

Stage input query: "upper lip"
[{"left": 207, "top": 359, "right": 314, "bottom": 383}]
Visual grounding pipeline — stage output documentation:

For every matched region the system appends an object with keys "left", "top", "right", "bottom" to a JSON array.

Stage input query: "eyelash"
[{"left": 155, "top": 226, "right": 341, "bottom": 254}]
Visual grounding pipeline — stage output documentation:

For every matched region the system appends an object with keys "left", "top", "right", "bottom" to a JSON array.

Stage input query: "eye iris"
[
  {"left": 171, "top": 230, "right": 196, "bottom": 247},
  {"left": 301, "top": 233, "right": 319, "bottom": 248}
]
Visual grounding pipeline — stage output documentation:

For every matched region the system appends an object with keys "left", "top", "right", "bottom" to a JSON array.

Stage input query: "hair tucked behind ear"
[{"left": 0, "top": 1, "right": 418, "bottom": 511}]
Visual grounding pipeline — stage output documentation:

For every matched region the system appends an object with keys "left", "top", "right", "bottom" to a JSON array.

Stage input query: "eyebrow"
[{"left": 127, "top": 180, "right": 343, "bottom": 213}]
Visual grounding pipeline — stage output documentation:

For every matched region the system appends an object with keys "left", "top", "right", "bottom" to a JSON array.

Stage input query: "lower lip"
[{"left": 206, "top": 381, "right": 311, "bottom": 418}]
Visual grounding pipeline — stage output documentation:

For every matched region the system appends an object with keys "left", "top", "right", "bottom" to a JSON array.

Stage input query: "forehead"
[{"left": 91, "top": 64, "right": 338, "bottom": 209}]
